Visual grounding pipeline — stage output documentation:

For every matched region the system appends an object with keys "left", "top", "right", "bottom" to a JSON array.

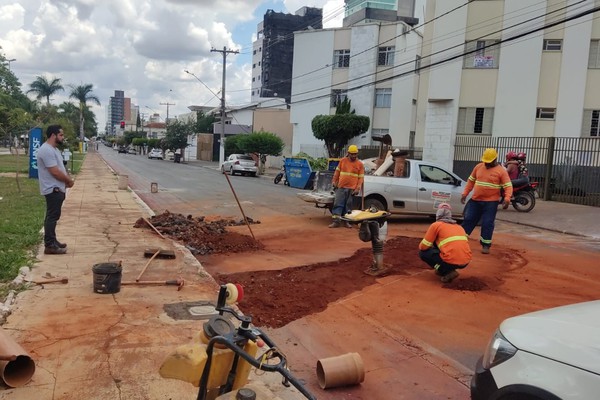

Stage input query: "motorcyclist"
[
  {"left": 504, "top": 151, "right": 519, "bottom": 180},
  {"left": 512, "top": 152, "right": 529, "bottom": 187}
]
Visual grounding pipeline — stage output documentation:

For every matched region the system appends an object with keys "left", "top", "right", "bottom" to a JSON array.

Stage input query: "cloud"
[{"left": 0, "top": 0, "right": 266, "bottom": 131}]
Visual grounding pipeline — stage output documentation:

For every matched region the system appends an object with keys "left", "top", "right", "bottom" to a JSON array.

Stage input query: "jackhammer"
[{"left": 342, "top": 207, "right": 390, "bottom": 276}]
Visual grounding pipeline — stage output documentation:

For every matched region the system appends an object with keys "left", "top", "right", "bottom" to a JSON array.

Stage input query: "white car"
[
  {"left": 221, "top": 154, "right": 258, "bottom": 177},
  {"left": 148, "top": 148, "right": 163, "bottom": 160},
  {"left": 471, "top": 300, "right": 600, "bottom": 400}
]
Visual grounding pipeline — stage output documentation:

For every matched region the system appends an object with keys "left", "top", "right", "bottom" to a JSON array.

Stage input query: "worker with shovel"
[{"left": 418, "top": 203, "right": 472, "bottom": 283}]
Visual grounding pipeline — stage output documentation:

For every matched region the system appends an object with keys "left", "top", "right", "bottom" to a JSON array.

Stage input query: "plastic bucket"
[
  {"left": 316, "top": 352, "right": 364, "bottom": 389},
  {"left": 92, "top": 262, "right": 122, "bottom": 294}
]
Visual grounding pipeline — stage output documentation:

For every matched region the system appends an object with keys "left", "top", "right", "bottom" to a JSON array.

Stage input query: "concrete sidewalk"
[{"left": 0, "top": 153, "right": 254, "bottom": 399}]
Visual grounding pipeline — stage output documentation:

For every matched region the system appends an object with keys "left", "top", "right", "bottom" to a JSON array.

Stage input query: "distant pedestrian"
[
  {"left": 419, "top": 203, "right": 472, "bottom": 283},
  {"left": 37, "top": 125, "right": 74, "bottom": 255},
  {"left": 329, "top": 145, "right": 364, "bottom": 228},
  {"left": 461, "top": 148, "right": 512, "bottom": 255}
]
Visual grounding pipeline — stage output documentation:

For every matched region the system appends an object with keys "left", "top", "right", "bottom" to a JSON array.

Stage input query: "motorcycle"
[
  {"left": 511, "top": 181, "right": 538, "bottom": 212},
  {"left": 273, "top": 164, "right": 289, "bottom": 186}
]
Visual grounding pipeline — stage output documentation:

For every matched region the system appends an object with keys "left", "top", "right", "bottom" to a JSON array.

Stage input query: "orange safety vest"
[
  {"left": 419, "top": 222, "right": 472, "bottom": 265},
  {"left": 333, "top": 157, "right": 365, "bottom": 191},
  {"left": 462, "top": 163, "right": 513, "bottom": 202}
]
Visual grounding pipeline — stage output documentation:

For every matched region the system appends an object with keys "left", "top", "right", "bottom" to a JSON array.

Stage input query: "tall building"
[
  {"left": 251, "top": 7, "right": 323, "bottom": 103},
  {"left": 343, "top": 0, "right": 418, "bottom": 26},
  {"left": 290, "top": 1, "right": 421, "bottom": 156},
  {"left": 106, "top": 90, "right": 128, "bottom": 135}
]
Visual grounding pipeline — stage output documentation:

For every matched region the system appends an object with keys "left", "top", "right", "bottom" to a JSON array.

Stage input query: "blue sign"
[{"left": 29, "top": 128, "right": 42, "bottom": 179}]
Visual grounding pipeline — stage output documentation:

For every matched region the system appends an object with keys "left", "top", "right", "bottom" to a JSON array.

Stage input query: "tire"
[
  {"left": 229, "top": 167, "right": 234, "bottom": 176},
  {"left": 221, "top": 165, "right": 226, "bottom": 174},
  {"left": 512, "top": 192, "right": 536, "bottom": 212},
  {"left": 364, "top": 198, "right": 387, "bottom": 212},
  {"left": 274, "top": 173, "right": 282, "bottom": 184}
]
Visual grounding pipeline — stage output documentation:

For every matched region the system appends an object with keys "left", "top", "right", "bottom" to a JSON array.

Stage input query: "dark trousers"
[
  {"left": 460, "top": 199, "right": 498, "bottom": 248},
  {"left": 332, "top": 188, "right": 354, "bottom": 217},
  {"left": 419, "top": 248, "right": 468, "bottom": 276},
  {"left": 44, "top": 189, "right": 65, "bottom": 247}
]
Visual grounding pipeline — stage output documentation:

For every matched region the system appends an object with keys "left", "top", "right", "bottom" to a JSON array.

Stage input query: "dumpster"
[
  {"left": 327, "top": 158, "right": 340, "bottom": 171},
  {"left": 284, "top": 157, "right": 314, "bottom": 189}
]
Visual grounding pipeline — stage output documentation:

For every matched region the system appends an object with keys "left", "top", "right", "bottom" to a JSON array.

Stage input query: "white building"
[
  {"left": 290, "top": 1, "right": 422, "bottom": 157},
  {"left": 416, "top": 0, "right": 600, "bottom": 169}
]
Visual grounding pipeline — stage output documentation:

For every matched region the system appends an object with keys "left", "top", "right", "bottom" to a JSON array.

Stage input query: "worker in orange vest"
[
  {"left": 419, "top": 203, "right": 472, "bottom": 283},
  {"left": 329, "top": 145, "right": 364, "bottom": 228},
  {"left": 461, "top": 148, "right": 512, "bottom": 254}
]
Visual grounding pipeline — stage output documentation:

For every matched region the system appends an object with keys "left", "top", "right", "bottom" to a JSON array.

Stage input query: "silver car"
[{"left": 221, "top": 154, "right": 258, "bottom": 177}]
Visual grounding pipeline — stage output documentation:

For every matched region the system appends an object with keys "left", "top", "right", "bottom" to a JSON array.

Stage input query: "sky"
[{"left": 0, "top": 0, "right": 425, "bottom": 133}]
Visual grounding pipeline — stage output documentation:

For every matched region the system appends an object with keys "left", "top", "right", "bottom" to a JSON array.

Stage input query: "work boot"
[
  {"left": 440, "top": 270, "right": 459, "bottom": 283},
  {"left": 481, "top": 246, "right": 490, "bottom": 254},
  {"left": 328, "top": 220, "right": 341, "bottom": 228},
  {"left": 44, "top": 245, "right": 67, "bottom": 255},
  {"left": 55, "top": 241, "right": 67, "bottom": 248}
]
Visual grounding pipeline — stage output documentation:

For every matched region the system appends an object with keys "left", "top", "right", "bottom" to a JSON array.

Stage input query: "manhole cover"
[{"left": 164, "top": 301, "right": 218, "bottom": 320}]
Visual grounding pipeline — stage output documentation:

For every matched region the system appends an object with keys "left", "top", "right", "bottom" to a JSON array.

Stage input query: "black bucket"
[{"left": 92, "top": 262, "right": 122, "bottom": 294}]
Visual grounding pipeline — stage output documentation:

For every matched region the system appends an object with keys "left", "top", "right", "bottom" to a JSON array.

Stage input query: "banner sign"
[{"left": 29, "top": 127, "right": 42, "bottom": 179}]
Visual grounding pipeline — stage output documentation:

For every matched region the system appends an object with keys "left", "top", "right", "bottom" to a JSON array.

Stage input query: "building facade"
[
  {"left": 417, "top": 0, "right": 600, "bottom": 169},
  {"left": 290, "top": 19, "right": 422, "bottom": 157},
  {"left": 251, "top": 7, "right": 323, "bottom": 103}
]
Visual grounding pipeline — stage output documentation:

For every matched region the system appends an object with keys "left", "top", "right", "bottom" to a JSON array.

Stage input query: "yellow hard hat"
[
  {"left": 348, "top": 145, "right": 359, "bottom": 154},
  {"left": 481, "top": 148, "right": 498, "bottom": 163}
]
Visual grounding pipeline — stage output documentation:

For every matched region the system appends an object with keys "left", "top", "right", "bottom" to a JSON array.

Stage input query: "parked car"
[
  {"left": 221, "top": 154, "right": 258, "bottom": 177},
  {"left": 148, "top": 148, "right": 163, "bottom": 160},
  {"left": 127, "top": 147, "right": 137, "bottom": 155},
  {"left": 298, "top": 158, "right": 468, "bottom": 217},
  {"left": 471, "top": 300, "right": 600, "bottom": 400},
  {"left": 165, "top": 150, "right": 174, "bottom": 161},
  {"left": 117, "top": 146, "right": 127, "bottom": 154}
]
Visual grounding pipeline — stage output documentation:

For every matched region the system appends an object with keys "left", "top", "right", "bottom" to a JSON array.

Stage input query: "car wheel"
[
  {"left": 250, "top": 172, "right": 257, "bottom": 177},
  {"left": 221, "top": 165, "right": 226, "bottom": 174},
  {"left": 229, "top": 167, "right": 234, "bottom": 176},
  {"left": 364, "top": 198, "right": 387, "bottom": 212}
]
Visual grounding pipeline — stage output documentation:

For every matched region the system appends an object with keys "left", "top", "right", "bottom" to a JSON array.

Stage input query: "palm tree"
[
  {"left": 69, "top": 84, "right": 100, "bottom": 141},
  {"left": 27, "top": 76, "right": 64, "bottom": 105}
]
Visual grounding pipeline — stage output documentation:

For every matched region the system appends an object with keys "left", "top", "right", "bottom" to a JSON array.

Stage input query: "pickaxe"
[{"left": 121, "top": 278, "right": 185, "bottom": 291}]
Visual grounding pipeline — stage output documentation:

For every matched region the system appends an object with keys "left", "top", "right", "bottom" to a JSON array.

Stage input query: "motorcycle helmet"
[
  {"left": 517, "top": 152, "right": 526, "bottom": 160},
  {"left": 505, "top": 151, "right": 517, "bottom": 160}
]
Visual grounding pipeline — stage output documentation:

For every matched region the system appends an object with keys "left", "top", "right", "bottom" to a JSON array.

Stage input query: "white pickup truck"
[{"left": 297, "top": 159, "right": 468, "bottom": 218}]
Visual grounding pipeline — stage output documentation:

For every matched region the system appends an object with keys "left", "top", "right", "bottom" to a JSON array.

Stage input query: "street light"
[{"left": 4, "top": 58, "right": 15, "bottom": 71}]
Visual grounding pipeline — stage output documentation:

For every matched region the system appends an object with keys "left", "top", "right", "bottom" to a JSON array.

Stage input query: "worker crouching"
[{"left": 418, "top": 203, "right": 472, "bottom": 283}]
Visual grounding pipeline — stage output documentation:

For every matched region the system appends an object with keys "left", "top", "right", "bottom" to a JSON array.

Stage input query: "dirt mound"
[{"left": 134, "top": 210, "right": 263, "bottom": 255}]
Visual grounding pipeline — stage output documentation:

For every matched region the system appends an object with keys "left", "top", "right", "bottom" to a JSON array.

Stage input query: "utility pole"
[
  {"left": 211, "top": 46, "right": 239, "bottom": 167},
  {"left": 159, "top": 102, "right": 175, "bottom": 125}
]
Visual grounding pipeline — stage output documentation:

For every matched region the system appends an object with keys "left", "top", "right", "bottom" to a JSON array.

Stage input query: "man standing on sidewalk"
[
  {"left": 461, "top": 148, "right": 512, "bottom": 254},
  {"left": 329, "top": 145, "right": 364, "bottom": 228},
  {"left": 37, "top": 125, "right": 75, "bottom": 254}
]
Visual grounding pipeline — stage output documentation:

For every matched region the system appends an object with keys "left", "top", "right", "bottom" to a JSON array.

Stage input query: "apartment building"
[{"left": 417, "top": 0, "right": 600, "bottom": 168}]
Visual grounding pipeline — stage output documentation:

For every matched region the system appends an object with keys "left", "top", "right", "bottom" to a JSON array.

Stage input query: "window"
[
  {"left": 378, "top": 46, "right": 395, "bottom": 66},
  {"left": 589, "top": 40, "right": 600, "bottom": 68},
  {"left": 536, "top": 108, "right": 556, "bottom": 120},
  {"left": 463, "top": 40, "right": 501, "bottom": 69},
  {"left": 415, "top": 55, "right": 421, "bottom": 74},
  {"left": 252, "top": 63, "right": 256, "bottom": 69},
  {"left": 253, "top": 50, "right": 256, "bottom": 55},
  {"left": 333, "top": 49, "right": 350, "bottom": 68},
  {"left": 419, "top": 165, "right": 456, "bottom": 185},
  {"left": 543, "top": 39, "right": 562, "bottom": 51},
  {"left": 252, "top": 77, "right": 255, "bottom": 82},
  {"left": 375, "top": 88, "right": 392, "bottom": 108},
  {"left": 331, "top": 89, "right": 348, "bottom": 107},
  {"left": 457, "top": 107, "right": 494, "bottom": 134},
  {"left": 582, "top": 109, "right": 600, "bottom": 137}
]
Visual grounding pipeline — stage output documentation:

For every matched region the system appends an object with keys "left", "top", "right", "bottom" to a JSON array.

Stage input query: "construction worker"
[
  {"left": 419, "top": 203, "right": 472, "bottom": 283},
  {"left": 461, "top": 148, "right": 513, "bottom": 254},
  {"left": 330, "top": 145, "right": 364, "bottom": 228}
]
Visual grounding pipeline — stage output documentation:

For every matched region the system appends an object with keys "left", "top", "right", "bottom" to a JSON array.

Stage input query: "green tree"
[
  {"left": 236, "top": 131, "right": 285, "bottom": 174},
  {"left": 69, "top": 84, "right": 100, "bottom": 141},
  {"left": 224, "top": 134, "right": 244, "bottom": 156},
  {"left": 163, "top": 120, "right": 194, "bottom": 161},
  {"left": 312, "top": 99, "right": 369, "bottom": 157},
  {"left": 193, "top": 111, "right": 216, "bottom": 133},
  {"left": 27, "top": 76, "right": 64, "bottom": 106}
]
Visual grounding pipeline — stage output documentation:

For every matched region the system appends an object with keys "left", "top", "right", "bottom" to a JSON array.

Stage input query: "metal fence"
[{"left": 454, "top": 136, "right": 600, "bottom": 207}]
